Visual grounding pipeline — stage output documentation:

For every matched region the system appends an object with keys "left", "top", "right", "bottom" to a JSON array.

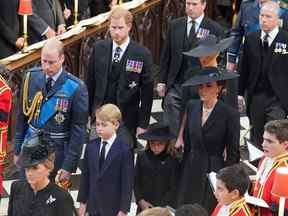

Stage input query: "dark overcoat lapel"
[
  {"left": 185, "top": 101, "right": 205, "bottom": 152},
  {"left": 202, "top": 101, "right": 221, "bottom": 132},
  {"left": 92, "top": 141, "right": 101, "bottom": 176},
  {"left": 270, "top": 31, "right": 283, "bottom": 66},
  {"left": 117, "top": 42, "right": 131, "bottom": 100},
  {"left": 96, "top": 40, "right": 112, "bottom": 102},
  {"left": 99, "top": 139, "right": 121, "bottom": 177},
  {"left": 175, "top": 17, "right": 187, "bottom": 53}
]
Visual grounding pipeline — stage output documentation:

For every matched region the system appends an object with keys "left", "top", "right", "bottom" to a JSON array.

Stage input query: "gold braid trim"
[
  {"left": 22, "top": 72, "right": 43, "bottom": 123},
  {"left": 257, "top": 153, "right": 288, "bottom": 198},
  {"left": 0, "top": 74, "right": 9, "bottom": 86},
  {"left": 0, "top": 85, "right": 10, "bottom": 94},
  {"left": 230, "top": 198, "right": 252, "bottom": 216},
  {"left": 0, "top": 126, "right": 8, "bottom": 165}
]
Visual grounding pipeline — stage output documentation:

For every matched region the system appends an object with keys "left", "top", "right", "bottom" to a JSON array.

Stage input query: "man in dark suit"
[
  {"left": 28, "top": 0, "right": 65, "bottom": 44},
  {"left": 0, "top": 0, "right": 24, "bottom": 59},
  {"left": 227, "top": 0, "right": 288, "bottom": 72},
  {"left": 14, "top": 38, "right": 88, "bottom": 184},
  {"left": 77, "top": 104, "right": 134, "bottom": 216},
  {"left": 87, "top": 7, "right": 154, "bottom": 147},
  {"left": 157, "top": 0, "right": 224, "bottom": 136},
  {"left": 239, "top": 1, "right": 288, "bottom": 148}
]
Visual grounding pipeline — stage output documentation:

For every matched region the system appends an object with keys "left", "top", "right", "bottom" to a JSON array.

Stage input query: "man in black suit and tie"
[
  {"left": 28, "top": 0, "right": 65, "bottom": 44},
  {"left": 0, "top": 0, "right": 24, "bottom": 59},
  {"left": 87, "top": 6, "right": 154, "bottom": 147},
  {"left": 239, "top": 1, "right": 288, "bottom": 148},
  {"left": 157, "top": 0, "right": 224, "bottom": 136}
]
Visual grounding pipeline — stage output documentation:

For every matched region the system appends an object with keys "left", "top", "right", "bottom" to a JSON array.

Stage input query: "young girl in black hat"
[{"left": 135, "top": 123, "right": 179, "bottom": 213}]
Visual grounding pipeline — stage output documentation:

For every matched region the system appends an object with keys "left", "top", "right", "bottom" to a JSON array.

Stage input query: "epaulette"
[{"left": 66, "top": 73, "right": 84, "bottom": 85}]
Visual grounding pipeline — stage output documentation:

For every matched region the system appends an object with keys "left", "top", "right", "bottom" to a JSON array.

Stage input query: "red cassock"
[
  {"left": 0, "top": 75, "right": 12, "bottom": 195},
  {"left": 253, "top": 153, "right": 288, "bottom": 216},
  {"left": 211, "top": 198, "right": 252, "bottom": 216}
]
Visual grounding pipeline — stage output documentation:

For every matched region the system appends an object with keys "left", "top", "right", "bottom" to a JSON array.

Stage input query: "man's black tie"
[
  {"left": 99, "top": 141, "right": 108, "bottom": 170},
  {"left": 188, "top": 20, "right": 196, "bottom": 43},
  {"left": 46, "top": 77, "right": 53, "bottom": 93},
  {"left": 113, "top": 47, "right": 122, "bottom": 63},
  {"left": 263, "top": 33, "right": 269, "bottom": 51}
]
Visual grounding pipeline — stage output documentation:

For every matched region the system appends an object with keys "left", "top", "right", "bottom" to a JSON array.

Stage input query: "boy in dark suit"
[
  {"left": 77, "top": 104, "right": 134, "bottom": 216},
  {"left": 87, "top": 6, "right": 154, "bottom": 148}
]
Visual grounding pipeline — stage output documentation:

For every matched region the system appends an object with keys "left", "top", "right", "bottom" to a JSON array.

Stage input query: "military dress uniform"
[
  {"left": 15, "top": 68, "right": 88, "bottom": 176},
  {"left": 211, "top": 198, "right": 252, "bottom": 216},
  {"left": 0, "top": 74, "right": 12, "bottom": 195},
  {"left": 253, "top": 153, "right": 288, "bottom": 216}
]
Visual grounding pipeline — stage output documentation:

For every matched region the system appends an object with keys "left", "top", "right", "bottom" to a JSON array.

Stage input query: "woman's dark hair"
[{"left": 216, "top": 80, "right": 227, "bottom": 97}]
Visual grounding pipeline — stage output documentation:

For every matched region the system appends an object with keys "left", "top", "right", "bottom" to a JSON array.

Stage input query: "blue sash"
[{"left": 24, "top": 78, "right": 79, "bottom": 141}]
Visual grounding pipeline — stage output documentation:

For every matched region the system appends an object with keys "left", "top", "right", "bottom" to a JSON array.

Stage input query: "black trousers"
[{"left": 249, "top": 92, "right": 286, "bottom": 149}]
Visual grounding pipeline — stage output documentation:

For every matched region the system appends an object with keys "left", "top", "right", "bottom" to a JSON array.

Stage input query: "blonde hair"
[
  {"left": 109, "top": 6, "right": 133, "bottom": 24},
  {"left": 95, "top": 104, "right": 122, "bottom": 123},
  {"left": 42, "top": 38, "right": 64, "bottom": 56},
  {"left": 137, "top": 207, "right": 172, "bottom": 216},
  {"left": 42, "top": 153, "right": 55, "bottom": 171}
]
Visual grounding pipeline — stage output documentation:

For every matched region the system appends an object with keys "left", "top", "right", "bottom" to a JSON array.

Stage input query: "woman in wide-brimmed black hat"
[
  {"left": 183, "top": 34, "right": 238, "bottom": 109},
  {"left": 175, "top": 66, "right": 240, "bottom": 213},
  {"left": 8, "top": 133, "right": 77, "bottom": 216},
  {"left": 135, "top": 123, "right": 179, "bottom": 213}
]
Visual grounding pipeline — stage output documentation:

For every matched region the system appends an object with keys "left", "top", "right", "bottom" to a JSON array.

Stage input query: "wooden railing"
[{"left": 2, "top": 0, "right": 187, "bottom": 171}]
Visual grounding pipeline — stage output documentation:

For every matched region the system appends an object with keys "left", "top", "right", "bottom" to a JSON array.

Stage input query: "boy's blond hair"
[
  {"left": 95, "top": 104, "right": 122, "bottom": 123},
  {"left": 137, "top": 207, "right": 172, "bottom": 216},
  {"left": 109, "top": 6, "right": 133, "bottom": 24}
]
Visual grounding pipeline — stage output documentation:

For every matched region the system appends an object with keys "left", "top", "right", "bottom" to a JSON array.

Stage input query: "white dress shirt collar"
[
  {"left": 112, "top": 37, "right": 130, "bottom": 61},
  {"left": 46, "top": 67, "right": 63, "bottom": 83},
  {"left": 187, "top": 13, "right": 204, "bottom": 31},
  {"left": 256, "top": 157, "right": 275, "bottom": 184},
  {"left": 217, "top": 203, "right": 232, "bottom": 216},
  {"left": 261, "top": 27, "right": 279, "bottom": 46},
  {"left": 100, "top": 133, "right": 117, "bottom": 158}
]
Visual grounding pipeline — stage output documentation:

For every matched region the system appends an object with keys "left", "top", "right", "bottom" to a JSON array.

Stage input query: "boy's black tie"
[{"left": 99, "top": 141, "right": 108, "bottom": 170}]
